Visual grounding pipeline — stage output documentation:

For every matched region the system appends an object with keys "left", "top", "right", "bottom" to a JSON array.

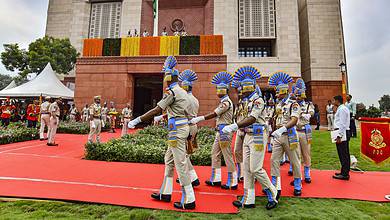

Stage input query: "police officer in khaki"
[
  {"left": 190, "top": 71, "right": 238, "bottom": 190},
  {"left": 231, "top": 80, "right": 245, "bottom": 182},
  {"left": 295, "top": 78, "right": 315, "bottom": 183},
  {"left": 268, "top": 72, "right": 302, "bottom": 198},
  {"left": 121, "top": 103, "right": 133, "bottom": 137},
  {"left": 128, "top": 56, "right": 196, "bottom": 210},
  {"left": 47, "top": 97, "right": 62, "bottom": 146},
  {"left": 40, "top": 96, "right": 51, "bottom": 141},
  {"left": 223, "top": 66, "right": 278, "bottom": 210},
  {"left": 265, "top": 95, "right": 275, "bottom": 152},
  {"left": 88, "top": 96, "right": 102, "bottom": 143},
  {"left": 101, "top": 102, "right": 109, "bottom": 127}
]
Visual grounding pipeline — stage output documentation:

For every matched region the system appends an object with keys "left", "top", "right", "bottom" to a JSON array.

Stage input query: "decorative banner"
[
  {"left": 360, "top": 117, "right": 390, "bottom": 164},
  {"left": 200, "top": 35, "right": 223, "bottom": 55},
  {"left": 120, "top": 37, "right": 140, "bottom": 56},
  {"left": 83, "top": 39, "right": 103, "bottom": 57},
  {"left": 180, "top": 36, "right": 200, "bottom": 55},
  {"left": 103, "top": 38, "right": 121, "bottom": 56},
  {"left": 140, "top": 37, "right": 161, "bottom": 55},
  {"left": 159, "top": 36, "right": 180, "bottom": 56}
]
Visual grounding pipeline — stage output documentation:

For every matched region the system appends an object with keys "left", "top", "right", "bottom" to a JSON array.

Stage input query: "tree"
[
  {"left": 379, "top": 95, "right": 390, "bottom": 112},
  {"left": 1, "top": 36, "right": 79, "bottom": 78},
  {"left": 0, "top": 73, "right": 13, "bottom": 90}
]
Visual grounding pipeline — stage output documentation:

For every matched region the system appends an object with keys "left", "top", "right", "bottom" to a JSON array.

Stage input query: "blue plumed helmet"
[
  {"left": 268, "top": 71, "right": 293, "bottom": 95},
  {"left": 234, "top": 66, "right": 261, "bottom": 93},
  {"left": 231, "top": 80, "right": 242, "bottom": 96},
  {"left": 179, "top": 69, "right": 198, "bottom": 88},
  {"left": 295, "top": 78, "right": 306, "bottom": 98},
  {"left": 255, "top": 85, "right": 262, "bottom": 96},
  {"left": 162, "top": 56, "right": 178, "bottom": 81},
  {"left": 212, "top": 71, "right": 233, "bottom": 95}
]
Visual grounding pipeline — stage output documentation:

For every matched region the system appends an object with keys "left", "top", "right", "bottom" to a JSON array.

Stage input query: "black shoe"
[
  {"left": 221, "top": 184, "right": 238, "bottom": 190},
  {"left": 44, "top": 138, "right": 49, "bottom": 140},
  {"left": 151, "top": 193, "right": 171, "bottom": 202},
  {"left": 280, "top": 161, "right": 286, "bottom": 166},
  {"left": 276, "top": 190, "right": 281, "bottom": 201},
  {"left": 47, "top": 143, "right": 58, "bottom": 146},
  {"left": 173, "top": 201, "right": 196, "bottom": 210},
  {"left": 294, "top": 189, "right": 302, "bottom": 196},
  {"left": 305, "top": 178, "right": 311, "bottom": 183},
  {"left": 262, "top": 189, "right": 267, "bottom": 195},
  {"left": 40, "top": 138, "right": 44, "bottom": 141},
  {"left": 266, "top": 201, "right": 278, "bottom": 210},
  {"left": 238, "top": 177, "right": 244, "bottom": 182},
  {"left": 205, "top": 180, "right": 221, "bottom": 186},
  {"left": 334, "top": 172, "right": 341, "bottom": 176},
  {"left": 176, "top": 178, "right": 200, "bottom": 187},
  {"left": 232, "top": 200, "right": 255, "bottom": 208},
  {"left": 288, "top": 171, "right": 293, "bottom": 176},
  {"left": 332, "top": 174, "right": 350, "bottom": 180},
  {"left": 285, "top": 161, "right": 290, "bottom": 164},
  {"left": 290, "top": 180, "right": 294, "bottom": 186}
]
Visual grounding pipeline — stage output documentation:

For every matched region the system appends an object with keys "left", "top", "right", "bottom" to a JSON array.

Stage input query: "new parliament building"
[{"left": 46, "top": 0, "right": 347, "bottom": 125}]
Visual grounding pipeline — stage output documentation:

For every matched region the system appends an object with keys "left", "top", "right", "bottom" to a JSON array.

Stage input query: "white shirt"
[
  {"left": 334, "top": 104, "right": 350, "bottom": 138},
  {"left": 326, "top": 104, "right": 334, "bottom": 114}
]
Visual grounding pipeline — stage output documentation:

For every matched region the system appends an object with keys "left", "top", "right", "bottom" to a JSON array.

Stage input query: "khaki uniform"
[
  {"left": 241, "top": 93, "right": 277, "bottom": 205},
  {"left": 101, "top": 107, "right": 109, "bottom": 126},
  {"left": 70, "top": 107, "right": 78, "bottom": 122},
  {"left": 48, "top": 102, "right": 60, "bottom": 144},
  {"left": 265, "top": 106, "right": 275, "bottom": 147},
  {"left": 39, "top": 101, "right": 51, "bottom": 139},
  {"left": 88, "top": 103, "right": 102, "bottom": 143},
  {"left": 297, "top": 101, "right": 315, "bottom": 167},
  {"left": 210, "top": 95, "right": 236, "bottom": 182},
  {"left": 157, "top": 84, "right": 195, "bottom": 203},
  {"left": 271, "top": 98, "right": 302, "bottom": 190},
  {"left": 82, "top": 107, "right": 89, "bottom": 122},
  {"left": 121, "top": 107, "right": 133, "bottom": 137},
  {"left": 185, "top": 93, "right": 199, "bottom": 182},
  {"left": 234, "top": 99, "right": 246, "bottom": 178}
]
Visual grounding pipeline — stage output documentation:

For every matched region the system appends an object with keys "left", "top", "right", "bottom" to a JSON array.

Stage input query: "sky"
[{"left": 0, "top": 0, "right": 389, "bottom": 106}]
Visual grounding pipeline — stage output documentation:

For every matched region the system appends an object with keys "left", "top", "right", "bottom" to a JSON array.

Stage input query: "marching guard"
[
  {"left": 88, "top": 96, "right": 102, "bottom": 143},
  {"left": 232, "top": 80, "right": 245, "bottom": 182},
  {"left": 268, "top": 72, "right": 302, "bottom": 198},
  {"left": 265, "top": 95, "right": 275, "bottom": 153},
  {"left": 47, "top": 97, "right": 62, "bottom": 146},
  {"left": 82, "top": 104, "right": 89, "bottom": 122},
  {"left": 127, "top": 56, "right": 196, "bottom": 210},
  {"left": 40, "top": 96, "right": 51, "bottom": 140},
  {"left": 190, "top": 71, "right": 238, "bottom": 190},
  {"left": 222, "top": 66, "right": 278, "bottom": 210},
  {"left": 121, "top": 103, "right": 133, "bottom": 137}
]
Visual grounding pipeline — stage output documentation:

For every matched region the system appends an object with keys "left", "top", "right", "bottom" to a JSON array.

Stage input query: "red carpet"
[{"left": 0, "top": 130, "right": 389, "bottom": 214}]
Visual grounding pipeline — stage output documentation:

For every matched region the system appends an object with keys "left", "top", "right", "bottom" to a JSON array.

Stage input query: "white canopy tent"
[
  {"left": 0, "top": 63, "right": 74, "bottom": 99},
  {"left": 1, "top": 80, "right": 17, "bottom": 91}
]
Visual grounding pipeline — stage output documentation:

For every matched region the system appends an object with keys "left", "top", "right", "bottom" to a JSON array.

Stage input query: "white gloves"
[
  {"left": 154, "top": 115, "right": 164, "bottom": 123},
  {"left": 189, "top": 116, "right": 205, "bottom": 124},
  {"left": 302, "top": 114, "right": 311, "bottom": 121},
  {"left": 90, "top": 120, "right": 96, "bottom": 129},
  {"left": 222, "top": 123, "right": 238, "bottom": 134},
  {"left": 272, "top": 126, "right": 287, "bottom": 139},
  {"left": 128, "top": 117, "right": 142, "bottom": 129}
]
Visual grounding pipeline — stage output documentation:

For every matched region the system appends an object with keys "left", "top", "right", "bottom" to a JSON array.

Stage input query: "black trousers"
[
  {"left": 349, "top": 114, "right": 357, "bottom": 137},
  {"left": 336, "top": 131, "right": 351, "bottom": 176},
  {"left": 27, "top": 120, "right": 37, "bottom": 128},
  {"left": 1, "top": 118, "right": 10, "bottom": 127}
]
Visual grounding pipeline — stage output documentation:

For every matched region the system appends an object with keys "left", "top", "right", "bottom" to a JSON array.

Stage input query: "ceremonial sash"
[
  {"left": 252, "top": 124, "right": 264, "bottom": 151},
  {"left": 288, "top": 127, "right": 299, "bottom": 150}
]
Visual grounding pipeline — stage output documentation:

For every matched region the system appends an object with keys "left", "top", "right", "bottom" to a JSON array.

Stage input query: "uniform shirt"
[
  {"left": 297, "top": 101, "right": 315, "bottom": 128},
  {"left": 247, "top": 92, "right": 266, "bottom": 125},
  {"left": 157, "top": 83, "right": 189, "bottom": 119},
  {"left": 275, "top": 98, "right": 301, "bottom": 128},
  {"left": 82, "top": 107, "right": 89, "bottom": 116},
  {"left": 214, "top": 95, "right": 234, "bottom": 126},
  {"left": 40, "top": 101, "right": 51, "bottom": 114},
  {"left": 122, "top": 107, "right": 133, "bottom": 118},
  {"left": 89, "top": 103, "right": 102, "bottom": 118},
  {"left": 49, "top": 102, "right": 60, "bottom": 118},
  {"left": 70, "top": 107, "right": 78, "bottom": 115},
  {"left": 101, "top": 107, "right": 108, "bottom": 116},
  {"left": 27, "top": 104, "right": 40, "bottom": 121},
  {"left": 326, "top": 104, "right": 334, "bottom": 114},
  {"left": 345, "top": 101, "right": 356, "bottom": 116},
  {"left": 0, "top": 105, "right": 16, "bottom": 119},
  {"left": 186, "top": 93, "right": 199, "bottom": 119},
  {"left": 334, "top": 104, "right": 350, "bottom": 138},
  {"left": 264, "top": 106, "right": 275, "bottom": 121},
  {"left": 161, "top": 31, "right": 168, "bottom": 36}
]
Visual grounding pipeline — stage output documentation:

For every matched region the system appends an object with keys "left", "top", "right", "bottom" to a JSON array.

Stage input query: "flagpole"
[{"left": 153, "top": 0, "right": 159, "bottom": 36}]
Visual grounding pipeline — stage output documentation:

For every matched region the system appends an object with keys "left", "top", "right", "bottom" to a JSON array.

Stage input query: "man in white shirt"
[
  {"left": 345, "top": 94, "right": 357, "bottom": 137},
  {"left": 39, "top": 96, "right": 52, "bottom": 140},
  {"left": 332, "top": 95, "right": 351, "bottom": 180},
  {"left": 142, "top": 30, "right": 149, "bottom": 37},
  {"left": 326, "top": 100, "right": 334, "bottom": 131}
]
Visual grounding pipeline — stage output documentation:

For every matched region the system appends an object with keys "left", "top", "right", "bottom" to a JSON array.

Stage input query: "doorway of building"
[{"left": 133, "top": 75, "right": 163, "bottom": 126}]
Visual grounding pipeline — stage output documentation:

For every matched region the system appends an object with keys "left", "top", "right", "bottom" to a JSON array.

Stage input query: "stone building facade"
[{"left": 46, "top": 0, "right": 347, "bottom": 125}]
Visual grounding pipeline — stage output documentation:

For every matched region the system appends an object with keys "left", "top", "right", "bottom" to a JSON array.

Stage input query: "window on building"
[
  {"left": 238, "top": 0, "right": 276, "bottom": 39},
  {"left": 238, "top": 39, "right": 274, "bottom": 58},
  {"left": 89, "top": 2, "right": 122, "bottom": 38}
]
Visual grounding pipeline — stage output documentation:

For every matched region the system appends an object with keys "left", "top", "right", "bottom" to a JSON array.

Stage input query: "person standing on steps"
[{"left": 190, "top": 71, "right": 238, "bottom": 190}]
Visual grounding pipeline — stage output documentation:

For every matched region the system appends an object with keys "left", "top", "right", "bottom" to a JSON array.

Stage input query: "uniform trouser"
[
  {"left": 350, "top": 116, "right": 357, "bottom": 137},
  {"left": 271, "top": 134, "right": 302, "bottom": 187},
  {"left": 211, "top": 132, "right": 236, "bottom": 173},
  {"left": 298, "top": 131, "right": 311, "bottom": 167},
  {"left": 88, "top": 119, "right": 102, "bottom": 143},
  {"left": 243, "top": 134, "right": 275, "bottom": 194},
  {"left": 48, "top": 116, "right": 59, "bottom": 144},
  {"left": 327, "top": 114, "right": 334, "bottom": 130},
  {"left": 82, "top": 115, "right": 88, "bottom": 122},
  {"left": 102, "top": 115, "right": 107, "bottom": 126},
  {"left": 70, "top": 114, "right": 76, "bottom": 122},
  {"left": 183, "top": 125, "right": 198, "bottom": 182},
  {"left": 160, "top": 125, "right": 195, "bottom": 203},
  {"left": 40, "top": 114, "right": 51, "bottom": 139},
  {"left": 234, "top": 131, "right": 245, "bottom": 164},
  {"left": 336, "top": 140, "right": 350, "bottom": 176},
  {"left": 121, "top": 118, "right": 130, "bottom": 137}
]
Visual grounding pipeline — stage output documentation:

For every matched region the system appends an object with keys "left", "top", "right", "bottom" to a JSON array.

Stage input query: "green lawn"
[{"left": 0, "top": 131, "right": 389, "bottom": 220}]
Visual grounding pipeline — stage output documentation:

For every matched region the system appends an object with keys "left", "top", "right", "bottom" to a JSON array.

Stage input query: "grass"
[{"left": 0, "top": 131, "right": 389, "bottom": 219}]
